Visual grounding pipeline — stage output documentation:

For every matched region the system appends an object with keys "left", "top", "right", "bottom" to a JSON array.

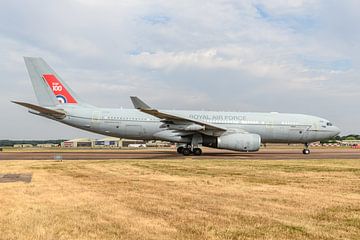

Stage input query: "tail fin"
[{"left": 24, "top": 57, "right": 80, "bottom": 106}]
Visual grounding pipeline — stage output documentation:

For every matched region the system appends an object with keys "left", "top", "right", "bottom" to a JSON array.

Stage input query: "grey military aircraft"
[{"left": 13, "top": 57, "right": 340, "bottom": 155}]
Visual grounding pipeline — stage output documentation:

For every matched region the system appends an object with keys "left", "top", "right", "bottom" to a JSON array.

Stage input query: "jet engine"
[{"left": 202, "top": 133, "right": 261, "bottom": 152}]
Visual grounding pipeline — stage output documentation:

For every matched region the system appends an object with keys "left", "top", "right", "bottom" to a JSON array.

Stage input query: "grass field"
[{"left": 0, "top": 158, "right": 359, "bottom": 240}]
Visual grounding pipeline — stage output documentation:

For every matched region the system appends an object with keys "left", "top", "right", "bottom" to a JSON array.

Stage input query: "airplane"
[{"left": 13, "top": 57, "right": 341, "bottom": 155}]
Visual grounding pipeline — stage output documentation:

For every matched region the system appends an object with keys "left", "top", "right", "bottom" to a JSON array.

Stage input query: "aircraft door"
[
  {"left": 265, "top": 121, "right": 274, "bottom": 141},
  {"left": 91, "top": 111, "right": 101, "bottom": 129},
  {"left": 279, "top": 125, "right": 289, "bottom": 142},
  {"left": 301, "top": 122, "right": 318, "bottom": 142},
  {"left": 125, "top": 125, "right": 143, "bottom": 138}
]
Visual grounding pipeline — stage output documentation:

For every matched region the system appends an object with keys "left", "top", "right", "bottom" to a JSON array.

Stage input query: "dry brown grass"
[{"left": 0, "top": 158, "right": 359, "bottom": 240}]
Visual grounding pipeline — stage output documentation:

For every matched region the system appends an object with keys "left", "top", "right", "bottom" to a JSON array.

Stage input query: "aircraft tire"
[
  {"left": 177, "top": 147, "right": 184, "bottom": 154},
  {"left": 182, "top": 148, "right": 191, "bottom": 156},
  {"left": 302, "top": 149, "right": 310, "bottom": 155}
]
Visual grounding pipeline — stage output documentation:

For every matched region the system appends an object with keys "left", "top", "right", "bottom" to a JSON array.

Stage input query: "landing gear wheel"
[
  {"left": 177, "top": 147, "right": 184, "bottom": 154},
  {"left": 193, "top": 148, "right": 202, "bottom": 156},
  {"left": 182, "top": 148, "right": 192, "bottom": 156},
  {"left": 302, "top": 149, "right": 310, "bottom": 155}
]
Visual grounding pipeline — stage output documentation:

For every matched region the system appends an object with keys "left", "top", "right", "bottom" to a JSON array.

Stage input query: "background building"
[
  {"left": 341, "top": 140, "right": 360, "bottom": 146},
  {"left": 36, "top": 143, "right": 59, "bottom": 148},
  {"left": 61, "top": 138, "right": 92, "bottom": 148},
  {"left": 93, "top": 137, "right": 122, "bottom": 148},
  {"left": 13, "top": 144, "right": 33, "bottom": 148},
  {"left": 60, "top": 138, "right": 173, "bottom": 148}
]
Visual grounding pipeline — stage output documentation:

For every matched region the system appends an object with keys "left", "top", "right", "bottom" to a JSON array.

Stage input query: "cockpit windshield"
[{"left": 326, "top": 122, "right": 333, "bottom": 126}]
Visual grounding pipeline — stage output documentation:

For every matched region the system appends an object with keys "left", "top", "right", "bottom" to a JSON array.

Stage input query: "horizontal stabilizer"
[{"left": 12, "top": 101, "right": 66, "bottom": 119}]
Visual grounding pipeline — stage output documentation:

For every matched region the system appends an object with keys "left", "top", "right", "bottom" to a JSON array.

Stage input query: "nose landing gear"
[
  {"left": 303, "top": 143, "right": 311, "bottom": 155},
  {"left": 302, "top": 149, "right": 310, "bottom": 155}
]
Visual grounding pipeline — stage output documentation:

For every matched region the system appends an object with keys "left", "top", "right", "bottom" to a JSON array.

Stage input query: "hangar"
[
  {"left": 61, "top": 138, "right": 92, "bottom": 148},
  {"left": 94, "top": 137, "right": 122, "bottom": 148}
]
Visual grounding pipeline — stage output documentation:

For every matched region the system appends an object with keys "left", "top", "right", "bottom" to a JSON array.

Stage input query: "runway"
[{"left": 1, "top": 148, "right": 359, "bottom": 160}]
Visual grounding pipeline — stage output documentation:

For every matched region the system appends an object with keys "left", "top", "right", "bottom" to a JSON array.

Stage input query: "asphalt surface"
[
  {"left": 0, "top": 173, "right": 32, "bottom": 183},
  {"left": 0, "top": 148, "right": 359, "bottom": 160}
]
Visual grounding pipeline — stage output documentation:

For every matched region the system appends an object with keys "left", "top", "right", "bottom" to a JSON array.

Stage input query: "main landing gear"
[
  {"left": 177, "top": 134, "right": 203, "bottom": 156},
  {"left": 177, "top": 146, "right": 184, "bottom": 154},
  {"left": 303, "top": 143, "right": 311, "bottom": 155},
  {"left": 177, "top": 146, "right": 203, "bottom": 156}
]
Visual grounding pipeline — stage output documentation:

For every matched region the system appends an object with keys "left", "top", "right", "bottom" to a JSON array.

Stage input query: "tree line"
[{"left": 321, "top": 134, "right": 360, "bottom": 144}]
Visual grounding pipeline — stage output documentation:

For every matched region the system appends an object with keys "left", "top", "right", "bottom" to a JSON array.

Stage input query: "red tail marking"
[{"left": 43, "top": 74, "right": 77, "bottom": 104}]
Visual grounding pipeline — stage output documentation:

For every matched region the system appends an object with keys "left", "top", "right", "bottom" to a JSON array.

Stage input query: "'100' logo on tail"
[{"left": 43, "top": 74, "right": 77, "bottom": 104}]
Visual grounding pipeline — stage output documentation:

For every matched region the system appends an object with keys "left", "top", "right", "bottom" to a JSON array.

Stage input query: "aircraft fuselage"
[{"left": 56, "top": 105, "right": 340, "bottom": 144}]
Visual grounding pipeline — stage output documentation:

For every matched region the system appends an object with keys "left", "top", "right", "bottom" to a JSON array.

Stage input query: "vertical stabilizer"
[{"left": 24, "top": 57, "right": 81, "bottom": 106}]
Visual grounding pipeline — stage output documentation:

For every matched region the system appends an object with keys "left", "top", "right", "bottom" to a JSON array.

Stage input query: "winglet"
[{"left": 130, "top": 96, "right": 151, "bottom": 110}]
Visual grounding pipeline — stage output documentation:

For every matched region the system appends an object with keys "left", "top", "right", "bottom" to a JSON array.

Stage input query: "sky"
[{"left": 0, "top": 0, "right": 359, "bottom": 139}]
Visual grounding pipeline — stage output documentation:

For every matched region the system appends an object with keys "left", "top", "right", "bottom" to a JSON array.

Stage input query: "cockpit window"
[{"left": 326, "top": 122, "right": 333, "bottom": 126}]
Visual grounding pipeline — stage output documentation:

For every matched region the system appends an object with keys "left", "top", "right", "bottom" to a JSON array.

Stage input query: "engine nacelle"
[{"left": 203, "top": 133, "right": 261, "bottom": 152}]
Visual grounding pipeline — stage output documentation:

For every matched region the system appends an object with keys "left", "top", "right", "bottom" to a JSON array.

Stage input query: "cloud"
[
  {"left": 53, "top": 36, "right": 103, "bottom": 58},
  {"left": 142, "top": 15, "right": 171, "bottom": 25},
  {"left": 129, "top": 45, "right": 353, "bottom": 93},
  {"left": 130, "top": 49, "right": 229, "bottom": 69}
]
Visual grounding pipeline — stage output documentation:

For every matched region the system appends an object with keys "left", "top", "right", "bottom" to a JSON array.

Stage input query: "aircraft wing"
[
  {"left": 130, "top": 96, "right": 227, "bottom": 132},
  {"left": 12, "top": 101, "right": 66, "bottom": 119}
]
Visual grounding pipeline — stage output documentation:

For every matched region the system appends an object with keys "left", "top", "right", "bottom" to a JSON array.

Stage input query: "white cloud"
[
  {"left": 255, "top": 0, "right": 318, "bottom": 14},
  {"left": 55, "top": 36, "right": 102, "bottom": 57},
  {"left": 129, "top": 46, "right": 336, "bottom": 91},
  {"left": 130, "top": 49, "right": 230, "bottom": 69}
]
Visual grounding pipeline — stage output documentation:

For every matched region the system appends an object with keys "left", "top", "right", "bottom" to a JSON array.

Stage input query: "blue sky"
[{"left": 0, "top": 0, "right": 359, "bottom": 139}]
